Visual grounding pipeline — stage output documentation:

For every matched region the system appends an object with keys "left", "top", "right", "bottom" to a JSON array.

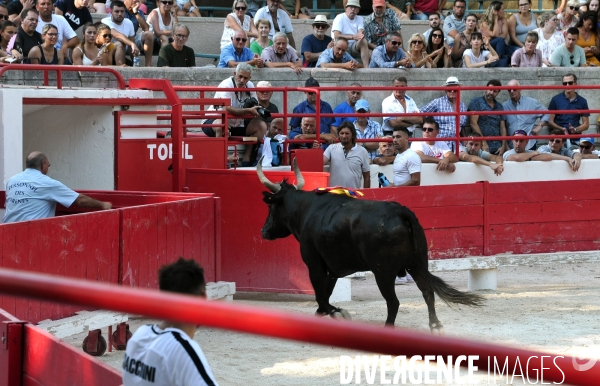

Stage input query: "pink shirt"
[{"left": 511, "top": 47, "right": 543, "bottom": 67}]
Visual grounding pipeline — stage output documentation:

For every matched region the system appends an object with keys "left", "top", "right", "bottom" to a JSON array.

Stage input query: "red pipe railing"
[
  {"left": 0, "top": 266, "right": 598, "bottom": 385},
  {"left": 0, "top": 64, "right": 127, "bottom": 89}
]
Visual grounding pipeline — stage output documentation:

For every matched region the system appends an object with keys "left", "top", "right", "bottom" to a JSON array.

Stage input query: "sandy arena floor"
[{"left": 64, "top": 262, "right": 600, "bottom": 385}]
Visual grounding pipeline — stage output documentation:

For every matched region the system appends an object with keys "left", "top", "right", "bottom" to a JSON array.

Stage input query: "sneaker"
[
  {"left": 395, "top": 276, "right": 407, "bottom": 285},
  {"left": 406, "top": 273, "right": 414, "bottom": 283}
]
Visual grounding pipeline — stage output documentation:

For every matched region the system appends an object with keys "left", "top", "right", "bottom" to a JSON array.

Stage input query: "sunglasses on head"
[
  {"left": 580, "top": 144, "right": 592, "bottom": 149},
  {"left": 235, "top": 37, "right": 248, "bottom": 42},
  {"left": 235, "top": 6, "right": 246, "bottom": 10},
  {"left": 422, "top": 127, "right": 436, "bottom": 132},
  {"left": 563, "top": 81, "right": 574, "bottom": 85},
  {"left": 514, "top": 130, "right": 528, "bottom": 136},
  {"left": 569, "top": 5, "right": 579, "bottom": 10}
]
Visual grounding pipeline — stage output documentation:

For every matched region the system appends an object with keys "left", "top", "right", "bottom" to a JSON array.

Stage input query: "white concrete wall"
[{"left": 1, "top": 88, "right": 153, "bottom": 190}]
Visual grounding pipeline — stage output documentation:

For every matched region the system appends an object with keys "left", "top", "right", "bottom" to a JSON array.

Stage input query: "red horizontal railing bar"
[
  {"left": 0, "top": 63, "right": 126, "bottom": 89},
  {"left": 0, "top": 267, "right": 598, "bottom": 386},
  {"left": 307, "top": 109, "right": 600, "bottom": 118}
]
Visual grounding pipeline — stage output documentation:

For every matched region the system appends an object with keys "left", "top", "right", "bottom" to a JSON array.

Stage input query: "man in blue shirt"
[
  {"left": 289, "top": 77, "right": 335, "bottom": 141},
  {"left": 218, "top": 30, "right": 264, "bottom": 68},
  {"left": 316, "top": 37, "right": 360, "bottom": 69},
  {"left": 301, "top": 15, "right": 333, "bottom": 68},
  {"left": 547, "top": 73, "right": 589, "bottom": 147},
  {"left": 467, "top": 79, "right": 507, "bottom": 155},
  {"left": 369, "top": 31, "right": 411, "bottom": 68},
  {"left": 3, "top": 152, "right": 112, "bottom": 223},
  {"left": 331, "top": 83, "right": 362, "bottom": 135}
]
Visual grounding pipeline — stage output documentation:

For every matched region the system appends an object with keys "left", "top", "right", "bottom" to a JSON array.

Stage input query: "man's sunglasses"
[
  {"left": 162, "top": 1, "right": 173, "bottom": 4},
  {"left": 569, "top": 5, "right": 579, "bottom": 10},
  {"left": 389, "top": 40, "right": 401, "bottom": 46},
  {"left": 422, "top": 127, "right": 436, "bottom": 132},
  {"left": 0, "top": 15, "right": 8, "bottom": 21},
  {"left": 235, "top": 6, "right": 246, "bottom": 10},
  {"left": 580, "top": 144, "right": 592, "bottom": 149},
  {"left": 235, "top": 37, "right": 248, "bottom": 42},
  {"left": 101, "top": 33, "right": 112, "bottom": 39},
  {"left": 563, "top": 81, "right": 574, "bottom": 85}
]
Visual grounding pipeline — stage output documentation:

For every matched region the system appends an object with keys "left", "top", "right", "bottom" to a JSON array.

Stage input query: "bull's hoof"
[{"left": 430, "top": 323, "right": 445, "bottom": 336}]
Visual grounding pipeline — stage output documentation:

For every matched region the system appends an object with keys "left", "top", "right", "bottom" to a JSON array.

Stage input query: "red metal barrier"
[
  {"left": 1, "top": 267, "right": 599, "bottom": 386},
  {"left": 0, "top": 63, "right": 126, "bottom": 89},
  {"left": 0, "top": 191, "right": 220, "bottom": 323}
]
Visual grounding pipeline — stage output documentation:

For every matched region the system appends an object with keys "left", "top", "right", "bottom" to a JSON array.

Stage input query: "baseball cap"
[
  {"left": 580, "top": 137, "right": 594, "bottom": 144},
  {"left": 355, "top": 99, "right": 370, "bottom": 112},
  {"left": 445, "top": 76, "right": 460, "bottom": 85},
  {"left": 373, "top": 0, "right": 385, "bottom": 6}
]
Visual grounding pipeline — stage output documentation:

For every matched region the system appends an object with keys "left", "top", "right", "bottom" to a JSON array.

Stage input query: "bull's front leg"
[{"left": 300, "top": 245, "right": 339, "bottom": 316}]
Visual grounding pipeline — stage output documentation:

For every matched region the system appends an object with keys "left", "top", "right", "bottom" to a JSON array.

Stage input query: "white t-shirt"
[
  {"left": 253, "top": 7, "right": 293, "bottom": 39},
  {"left": 204, "top": 77, "right": 256, "bottom": 128},
  {"left": 122, "top": 325, "right": 218, "bottom": 386},
  {"left": 332, "top": 13, "right": 364, "bottom": 46},
  {"left": 410, "top": 141, "right": 452, "bottom": 159},
  {"left": 37, "top": 14, "right": 77, "bottom": 50},
  {"left": 101, "top": 16, "right": 136, "bottom": 37},
  {"left": 393, "top": 149, "right": 421, "bottom": 186},
  {"left": 462, "top": 49, "right": 490, "bottom": 67},
  {"left": 381, "top": 93, "right": 420, "bottom": 134}
]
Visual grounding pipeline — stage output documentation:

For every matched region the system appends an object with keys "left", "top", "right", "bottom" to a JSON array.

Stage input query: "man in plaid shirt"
[{"left": 420, "top": 76, "right": 467, "bottom": 150}]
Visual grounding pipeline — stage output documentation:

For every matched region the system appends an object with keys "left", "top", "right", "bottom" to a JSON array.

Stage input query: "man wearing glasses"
[
  {"left": 301, "top": 15, "right": 333, "bottom": 68},
  {"left": 102, "top": 0, "right": 140, "bottom": 65},
  {"left": 550, "top": 27, "right": 586, "bottom": 66},
  {"left": 502, "top": 79, "right": 549, "bottom": 151},
  {"left": 576, "top": 138, "right": 600, "bottom": 158},
  {"left": 332, "top": 0, "right": 370, "bottom": 67},
  {"left": 369, "top": 31, "right": 411, "bottom": 68},
  {"left": 218, "top": 29, "right": 264, "bottom": 68},
  {"left": 254, "top": 0, "right": 295, "bottom": 49},
  {"left": 420, "top": 76, "right": 467, "bottom": 150},
  {"left": 11, "top": 9, "right": 43, "bottom": 62},
  {"left": 410, "top": 117, "right": 458, "bottom": 173},
  {"left": 442, "top": 0, "right": 466, "bottom": 44},
  {"left": 364, "top": 0, "right": 403, "bottom": 50},
  {"left": 547, "top": 73, "right": 589, "bottom": 147},
  {"left": 536, "top": 129, "right": 583, "bottom": 171},
  {"left": 503, "top": 130, "right": 553, "bottom": 162},
  {"left": 157, "top": 23, "right": 195, "bottom": 67}
]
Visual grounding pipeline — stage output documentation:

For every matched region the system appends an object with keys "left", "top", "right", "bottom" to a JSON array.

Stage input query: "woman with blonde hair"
[
  {"left": 407, "top": 33, "right": 431, "bottom": 67},
  {"left": 507, "top": 0, "right": 538, "bottom": 51},
  {"left": 250, "top": 19, "right": 272, "bottom": 55},
  {"left": 220, "top": 0, "right": 258, "bottom": 50},
  {"left": 28, "top": 24, "right": 63, "bottom": 65},
  {"left": 534, "top": 12, "right": 565, "bottom": 66},
  {"left": 479, "top": 1, "right": 510, "bottom": 66},
  {"left": 557, "top": 0, "right": 581, "bottom": 34}
]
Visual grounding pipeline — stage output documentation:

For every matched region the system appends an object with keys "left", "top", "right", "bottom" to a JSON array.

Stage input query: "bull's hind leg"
[
  {"left": 409, "top": 268, "right": 444, "bottom": 335},
  {"left": 373, "top": 273, "right": 400, "bottom": 326}
]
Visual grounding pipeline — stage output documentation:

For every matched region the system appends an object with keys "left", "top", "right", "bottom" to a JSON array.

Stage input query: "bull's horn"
[
  {"left": 292, "top": 158, "right": 305, "bottom": 190},
  {"left": 256, "top": 156, "right": 281, "bottom": 193}
]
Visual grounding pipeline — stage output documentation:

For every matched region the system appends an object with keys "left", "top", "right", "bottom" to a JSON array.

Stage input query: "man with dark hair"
[
  {"left": 467, "top": 79, "right": 508, "bottom": 155},
  {"left": 503, "top": 130, "right": 553, "bottom": 162},
  {"left": 550, "top": 27, "right": 586, "bottom": 67},
  {"left": 391, "top": 126, "right": 421, "bottom": 186},
  {"left": 331, "top": 83, "right": 362, "bottom": 134},
  {"left": 289, "top": 77, "right": 335, "bottom": 136},
  {"left": 36, "top": 0, "right": 79, "bottom": 61},
  {"left": 122, "top": 258, "right": 218, "bottom": 386},
  {"left": 102, "top": 0, "right": 140, "bottom": 66},
  {"left": 10, "top": 8, "right": 43, "bottom": 61},
  {"left": 323, "top": 121, "right": 371, "bottom": 189},
  {"left": 459, "top": 133, "right": 504, "bottom": 176},
  {"left": 442, "top": 0, "right": 466, "bottom": 44},
  {"left": 369, "top": 32, "right": 411, "bottom": 68},
  {"left": 3, "top": 152, "right": 111, "bottom": 223},
  {"left": 381, "top": 76, "right": 421, "bottom": 136},
  {"left": 410, "top": 117, "right": 458, "bottom": 173},
  {"left": 122, "top": 0, "right": 155, "bottom": 67},
  {"left": 547, "top": 73, "right": 589, "bottom": 147},
  {"left": 536, "top": 129, "right": 582, "bottom": 171},
  {"left": 7, "top": 0, "right": 34, "bottom": 25}
]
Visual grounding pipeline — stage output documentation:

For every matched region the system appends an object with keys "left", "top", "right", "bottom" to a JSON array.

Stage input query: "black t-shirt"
[
  {"left": 245, "top": 102, "right": 278, "bottom": 127},
  {"left": 54, "top": 0, "right": 92, "bottom": 31},
  {"left": 14, "top": 26, "right": 43, "bottom": 59},
  {"left": 7, "top": 1, "right": 24, "bottom": 17}
]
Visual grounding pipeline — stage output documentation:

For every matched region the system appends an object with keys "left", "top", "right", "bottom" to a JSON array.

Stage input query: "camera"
[
  {"left": 243, "top": 97, "right": 271, "bottom": 120},
  {"left": 378, "top": 172, "right": 390, "bottom": 187}
]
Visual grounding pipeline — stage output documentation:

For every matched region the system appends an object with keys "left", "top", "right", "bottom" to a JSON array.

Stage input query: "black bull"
[{"left": 257, "top": 160, "right": 484, "bottom": 333}]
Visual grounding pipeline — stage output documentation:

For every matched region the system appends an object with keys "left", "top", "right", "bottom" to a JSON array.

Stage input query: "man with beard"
[
  {"left": 467, "top": 79, "right": 508, "bottom": 155},
  {"left": 36, "top": 0, "right": 79, "bottom": 61},
  {"left": 11, "top": 8, "right": 43, "bottom": 61},
  {"left": 261, "top": 32, "right": 302, "bottom": 73},
  {"left": 323, "top": 121, "right": 371, "bottom": 189},
  {"left": 459, "top": 133, "right": 504, "bottom": 176},
  {"left": 370, "top": 31, "right": 411, "bottom": 68},
  {"left": 442, "top": 0, "right": 466, "bottom": 44},
  {"left": 423, "top": 12, "right": 449, "bottom": 44},
  {"left": 301, "top": 15, "right": 333, "bottom": 68},
  {"left": 364, "top": 0, "right": 403, "bottom": 49},
  {"left": 332, "top": 84, "right": 362, "bottom": 135},
  {"left": 316, "top": 37, "right": 361, "bottom": 69},
  {"left": 102, "top": 0, "right": 139, "bottom": 66}
]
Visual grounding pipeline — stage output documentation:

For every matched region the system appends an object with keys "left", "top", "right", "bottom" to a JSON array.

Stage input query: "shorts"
[
  {"left": 134, "top": 34, "right": 170, "bottom": 55},
  {"left": 347, "top": 41, "right": 361, "bottom": 58},
  {"left": 202, "top": 119, "right": 246, "bottom": 137}
]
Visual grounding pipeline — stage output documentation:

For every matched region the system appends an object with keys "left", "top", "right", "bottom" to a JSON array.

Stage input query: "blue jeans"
[{"left": 488, "top": 37, "right": 509, "bottom": 67}]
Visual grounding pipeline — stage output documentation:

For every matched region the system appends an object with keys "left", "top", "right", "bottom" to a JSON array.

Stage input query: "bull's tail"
[
  {"left": 404, "top": 208, "right": 485, "bottom": 308},
  {"left": 419, "top": 271, "right": 485, "bottom": 308}
]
